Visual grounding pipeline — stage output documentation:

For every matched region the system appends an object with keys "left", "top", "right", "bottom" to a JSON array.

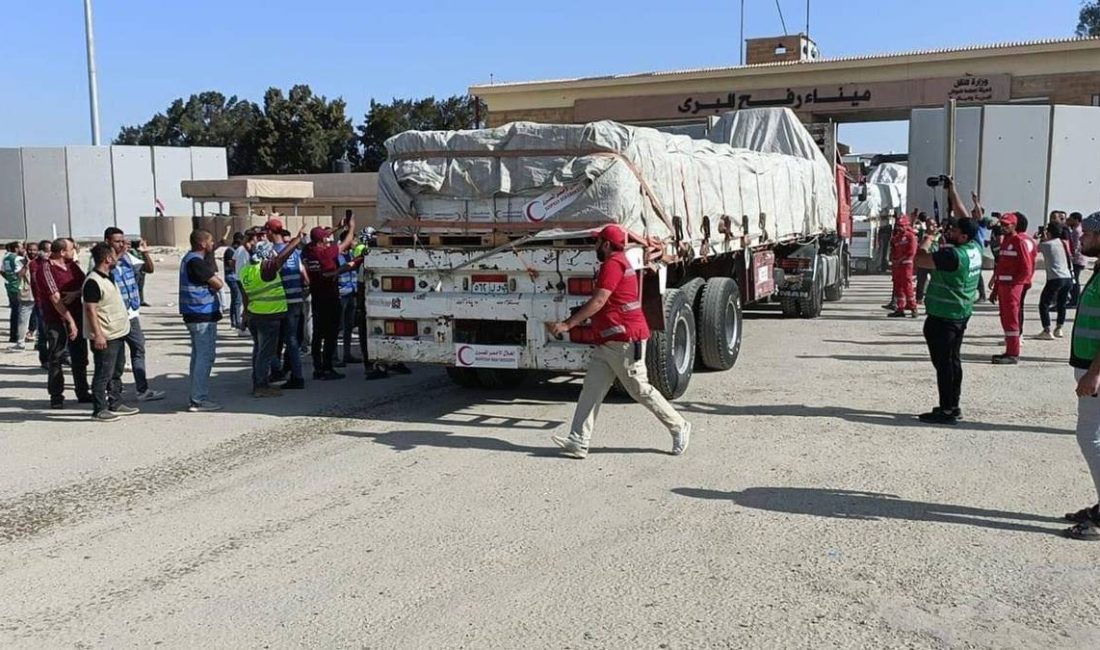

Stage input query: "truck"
[
  {"left": 850, "top": 158, "right": 907, "bottom": 273},
  {"left": 363, "top": 108, "right": 851, "bottom": 399}
]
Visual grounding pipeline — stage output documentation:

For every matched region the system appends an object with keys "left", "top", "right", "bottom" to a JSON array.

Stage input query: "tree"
[
  {"left": 1078, "top": 1, "right": 1100, "bottom": 37},
  {"left": 252, "top": 85, "right": 356, "bottom": 174},
  {"left": 356, "top": 95, "right": 485, "bottom": 172}
]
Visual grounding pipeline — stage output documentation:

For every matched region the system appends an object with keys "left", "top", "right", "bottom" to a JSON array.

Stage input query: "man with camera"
[
  {"left": 547, "top": 225, "right": 691, "bottom": 459},
  {"left": 990, "top": 213, "right": 1035, "bottom": 365},
  {"left": 914, "top": 177, "right": 982, "bottom": 425}
]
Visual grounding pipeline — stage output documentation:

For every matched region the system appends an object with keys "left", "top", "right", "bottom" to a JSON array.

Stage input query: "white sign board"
[
  {"left": 454, "top": 344, "right": 521, "bottom": 369},
  {"left": 524, "top": 182, "right": 588, "bottom": 223}
]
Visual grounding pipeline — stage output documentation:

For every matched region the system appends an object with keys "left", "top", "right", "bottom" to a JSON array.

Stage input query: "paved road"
[{"left": 0, "top": 258, "right": 1096, "bottom": 648}]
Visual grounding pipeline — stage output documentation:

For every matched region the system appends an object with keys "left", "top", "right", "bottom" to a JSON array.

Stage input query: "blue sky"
[{"left": 0, "top": 1, "right": 1083, "bottom": 153}]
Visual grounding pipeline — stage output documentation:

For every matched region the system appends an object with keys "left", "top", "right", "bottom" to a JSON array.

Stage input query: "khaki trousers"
[{"left": 569, "top": 341, "right": 688, "bottom": 447}]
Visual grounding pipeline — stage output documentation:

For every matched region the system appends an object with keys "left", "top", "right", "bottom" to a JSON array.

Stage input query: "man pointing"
[{"left": 548, "top": 225, "right": 691, "bottom": 459}]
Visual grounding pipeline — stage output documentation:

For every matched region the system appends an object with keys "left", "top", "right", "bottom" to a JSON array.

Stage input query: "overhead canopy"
[{"left": 180, "top": 179, "right": 314, "bottom": 201}]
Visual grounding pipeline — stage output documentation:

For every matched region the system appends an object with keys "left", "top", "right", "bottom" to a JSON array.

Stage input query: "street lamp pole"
[{"left": 83, "top": 0, "right": 102, "bottom": 145}]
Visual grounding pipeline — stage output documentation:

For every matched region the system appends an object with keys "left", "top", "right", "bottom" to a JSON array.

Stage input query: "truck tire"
[
  {"left": 475, "top": 368, "right": 527, "bottom": 389},
  {"left": 779, "top": 294, "right": 800, "bottom": 318},
  {"left": 825, "top": 254, "right": 847, "bottom": 302},
  {"left": 698, "top": 277, "right": 743, "bottom": 371},
  {"left": 678, "top": 277, "right": 705, "bottom": 312},
  {"left": 646, "top": 288, "right": 696, "bottom": 400},
  {"left": 798, "top": 266, "right": 825, "bottom": 319},
  {"left": 445, "top": 366, "right": 482, "bottom": 388}
]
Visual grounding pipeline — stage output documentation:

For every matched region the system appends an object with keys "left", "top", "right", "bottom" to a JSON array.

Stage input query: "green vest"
[
  {"left": 925, "top": 241, "right": 982, "bottom": 321},
  {"left": 1071, "top": 268, "right": 1100, "bottom": 369},
  {"left": 240, "top": 262, "right": 287, "bottom": 315}
]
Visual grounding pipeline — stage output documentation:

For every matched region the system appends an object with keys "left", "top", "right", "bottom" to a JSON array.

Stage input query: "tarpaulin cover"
[
  {"left": 852, "top": 162, "right": 907, "bottom": 222},
  {"left": 378, "top": 107, "right": 837, "bottom": 245}
]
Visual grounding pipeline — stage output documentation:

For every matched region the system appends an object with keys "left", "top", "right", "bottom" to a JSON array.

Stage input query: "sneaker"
[
  {"left": 388, "top": 363, "right": 412, "bottom": 375},
  {"left": 932, "top": 406, "right": 963, "bottom": 420},
  {"left": 50, "top": 400, "right": 64, "bottom": 410},
  {"left": 881, "top": 303, "right": 897, "bottom": 311},
  {"left": 1064, "top": 504, "right": 1099, "bottom": 523},
  {"left": 991, "top": 355, "right": 1019, "bottom": 365},
  {"left": 1036, "top": 329, "right": 1055, "bottom": 341},
  {"left": 551, "top": 435, "right": 589, "bottom": 459},
  {"left": 269, "top": 370, "right": 287, "bottom": 383},
  {"left": 887, "top": 311, "right": 907, "bottom": 318},
  {"left": 252, "top": 386, "right": 282, "bottom": 398},
  {"left": 136, "top": 389, "right": 166, "bottom": 402},
  {"left": 672, "top": 421, "right": 692, "bottom": 456},
  {"left": 7, "top": 342, "right": 26, "bottom": 352},
  {"left": 908, "top": 310, "right": 919, "bottom": 319},
  {"left": 320, "top": 370, "right": 345, "bottom": 380},
  {"left": 281, "top": 378, "right": 305, "bottom": 390},
  {"left": 364, "top": 368, "right": 388, "bottom": 381},
  {"left": 1054, "top": 327, "right": 1065, "bottom": 339},
  {"left": 918, "top": 410, "right": 958, "bottom": 425},
  {"left": 109, "top": 404, "right": 139, "bottom": 416},
  {"left": 93, "top": 410, "right": 121, "bottom": 422},
  {"left": 1063, "top": 520, "right": 1100, "bottom": 541},
  {"left": 187, "top": 400, "right": 223, "bottom": 412}
]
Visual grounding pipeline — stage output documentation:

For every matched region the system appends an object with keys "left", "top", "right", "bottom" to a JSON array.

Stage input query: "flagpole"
[{"left": 83, "top": 0, "right": 102, "bottom": 145}]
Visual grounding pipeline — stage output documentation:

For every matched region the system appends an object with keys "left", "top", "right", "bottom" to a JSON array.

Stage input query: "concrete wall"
[
  {"left": 66, "top": 146, "right": 115, "bottom": 239},
  {"left": 1047, "top": 106, "right": 1100, "bottom": 215},
  {"left": 21, "top": 148, "right": 70, "bottom": 241},
  {"left": 0, "top": 149, "right": 25, "bottom": 240}
]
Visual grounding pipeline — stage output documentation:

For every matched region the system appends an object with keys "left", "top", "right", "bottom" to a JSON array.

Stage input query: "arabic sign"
[
  {"left": 573, "top": 75, "right": 1011, "bottom": 123},
  {"left": 455, "top": 344, "right": 521, "bottom": 369},
  {"left": 524, "top": 182, "right": 588, "bottom": 223}
]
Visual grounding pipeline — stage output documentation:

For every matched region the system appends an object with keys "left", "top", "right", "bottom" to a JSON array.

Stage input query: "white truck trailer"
[{"left": 364, "top": 108, "right": 851, "bottom": 398}]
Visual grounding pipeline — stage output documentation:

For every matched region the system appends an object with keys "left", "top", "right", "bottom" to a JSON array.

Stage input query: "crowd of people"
[{"left": 0, "top": 211, "right": 409, "bottom": 419}]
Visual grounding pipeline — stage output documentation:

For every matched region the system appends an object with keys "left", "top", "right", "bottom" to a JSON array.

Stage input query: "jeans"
[
  {"left": 1075, "top": 369, "right": 1100, "bottom": 503},
  {"left": 340, "top": 293, "right": 357, "bottom": 359},
  {"left": 1071, "top": 264, "right": 1086, "bottom": 305},
  {"left": 7, "top": 290, "right": 18, "bottom": 342},
  {"left": 185, "top": 321, "right": 217, "bottom": 405},
  {"left": 16, "top": 301, "right": 33, "bottom": 342},
  {"left": 124, "top": 317, "right": 149, "bottom": 394},
  {"left": 45, "top": 319, "right": 89, "bottom": 403},
  {"left": 91, "top": 337, "right": 126, "bottom": 415},
  {"left": 228, "top": 279, "right": 244, "bottom": 330},
  {"left": 301, "top": 296, "right": 312, "bottom": 352},
  {"left": 311, "top": 296, "right": 340, "bottom": 373},
  {"left": 924, "top": 315, "right": 969, "bottom": 411},
  {"left": 35, "top": 307, "right": 47, "bottom": 365},
  {"left": 1039, "top": 278, "right": 1073, "bottom": 330},
  {"left": 915, "top": 269, "right": 931, "bottom": 302},
  {"left": 137, "top": 270, "right": 147, "bottom": 305},
  {"left": 249, "top": 316, "right": 282, "bottom": 389},
  {"left": 279, "top": 303, "right": 304, "bottom": 379},
  {"left": 567, "top": 341, "right": 688, "bottom": 448}
]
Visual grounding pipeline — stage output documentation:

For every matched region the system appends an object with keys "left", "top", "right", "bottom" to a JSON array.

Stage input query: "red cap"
[
  {"left": 264, "top": 218, "right": 287, "bottom": 234},
  {"left": 999, "top": 213, "right": 1018, "bottom": 228},
  {"left": 597, "top": 225, "right": 627, "bottom": 250},
  {"left": 309, "top": 226, "right": 329, "bottom": 243}
]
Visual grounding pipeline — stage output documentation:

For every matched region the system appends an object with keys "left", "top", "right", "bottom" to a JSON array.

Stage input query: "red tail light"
[
  {"left": 381, "top": 276, "right": 416, "bottom": 292},
  {"left": 383, "top": 319, "right": 417, "bottom": 336},
  {"left": 568, "top": 278, "right": 594, "bottom": 295},
  {"left": 777, "top": 258, "right": 811, "bottom": 273}
]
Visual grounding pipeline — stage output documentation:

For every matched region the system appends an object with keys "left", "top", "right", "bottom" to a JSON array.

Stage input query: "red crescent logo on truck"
[
  {"left": 456, "top": 345, "right": 474, "bottom": 366},
  {"left": 525, "top": 201, "right": 548, "bottom": 223}
]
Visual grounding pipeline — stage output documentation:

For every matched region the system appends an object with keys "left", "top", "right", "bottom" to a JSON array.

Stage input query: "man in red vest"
[
  {"left": 888, "top": 214, "right": 918, "bottom": 318},
  {"left": 548, "top": 225, "right": 691, "bottom": 459},
  {"left": 991, "top": 213, "right": 1035, "bottom": 364}
]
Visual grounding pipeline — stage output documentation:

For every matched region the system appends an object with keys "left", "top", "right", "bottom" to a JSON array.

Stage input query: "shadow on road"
[
  {"left": 333, "top": 428, "right": 664, "bottom": 458},
  {"left": 671, "top": 486, "right": 1064, "bottom": 535}
]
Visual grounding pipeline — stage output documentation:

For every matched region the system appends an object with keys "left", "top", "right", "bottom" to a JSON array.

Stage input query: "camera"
[
  {"left": 131, "top": 239, "right": 142, "bottom": 249},
  {"left": 926, "top": 175, "right": 951, "bottom": 188}
]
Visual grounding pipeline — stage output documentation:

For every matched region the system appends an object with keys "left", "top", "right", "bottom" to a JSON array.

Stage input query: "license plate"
[
  {"left": 778, "top": 289, "right": 808, "bottom": 298},
  {"left": 471, "top": 274, "right": 508, "bottom": 294}
]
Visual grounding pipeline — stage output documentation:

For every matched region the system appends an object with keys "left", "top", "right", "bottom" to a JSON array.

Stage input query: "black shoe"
[
  {"left": 388, "top": 363, "right": 412, "bottom": 375},
  {"left": 881, "top": 304, "right": 897, "bottom": 311},
  {"left": 1065, "top": 504, "right": 1099, "bottom": 523},
  {"left": 344, "top": 355, "right": 362, "bottom": 364},
  {"left": 140, "top": 301, "right": 151, "bottom": 307},
  {"left": 918, "top": 410, "right": 958, "bottom": 425},
  {"left": 909, "top": 310, "right": 919, "bottom": 319},
  {"left": 932, "top": 406, "right": 963, "bottom": 420},
  {"left": 333, "top": 359, "right": 347, "bottom": 368},
  {"left": 887, "top": 311, "right": 907, "bottom": 318},
  {"left": 282, "top": 377, "right": 306, "bottom": 390},
  {"left": 365, "top": 368, "right": 388, "bottom": 381},
  {"left": 991, "top": 355, "right": 1019, "bottom": 365},
  {"left": 269, "top": 370, "right": 287, "bottom": 383},
  {"left": 50, "top": 400, "right": 64, "bottom": 409},
  {"left": 318, "top": 370, "right": 345, "bottom": 380}
]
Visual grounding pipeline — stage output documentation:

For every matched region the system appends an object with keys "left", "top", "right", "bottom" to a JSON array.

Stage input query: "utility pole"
[
  {"left": 739, "top": 0, "right": 745, "bottom": 65},
  {"left": 83, "top": 0, "right": 102, "bottom": 145}
]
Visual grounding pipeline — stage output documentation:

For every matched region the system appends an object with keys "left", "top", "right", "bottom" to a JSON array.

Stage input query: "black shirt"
[
  {"left": 183, "top": 254, "right": 222, "bottom": 323},
  {"left": 82, "top": 270, "right": 113, "bottom": 304},
  {"left": 931, "top": 248, "right": 959, "bottom": 273}
]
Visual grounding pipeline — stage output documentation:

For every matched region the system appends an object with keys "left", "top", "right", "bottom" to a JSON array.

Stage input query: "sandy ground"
[{"left": 1, "top": 254, "right": 1097, "bottom": 649}]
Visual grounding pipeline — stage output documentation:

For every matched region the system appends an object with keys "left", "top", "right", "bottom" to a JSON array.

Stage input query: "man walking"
[
  {"left": 914, "top": 178, "right": 981, "bottom": 425},
  {"left": 3, "top": 241, "right": 26, "bottom": 345},
  {"left": 83, "top": 243, "right": 139, "bottom": 422},
  {"left": 179, "top": 229, "right": 224, "bottom": 412},
  {"left": 1068, "top": 212, "right": 1087, "bottom": 307},
  {"left": 34, "top": 238, "right": 90, "bottom": 408},
  {"left": 303, "top": 218, "right": 357, "bottom": 380},
  {"left": 1036, "top": 223, "right": 1074, "bottom": 341},
  {"left": 887, "top": 214, "right": 918, "bottom": 318},
  {"left": 224, "top": 232, "right": 245, "bottom": 332},
  {"left": 264, "top": 219, "right": 308, "bottom": 390},
  {"left": 104, "top": 228, "right": 164, "bottom": 402},
  {"left": 240, "top": 231, "right": 305, "bottom": 398},
  {"left": 990, "top": 213, "right": 1034, "bottom": 365},
  {"left": 1064, "top": 213, "right": 1100, "bottom": 540},
  {"left": 548, "top": 225, "right": 692, "bottom": 458}
]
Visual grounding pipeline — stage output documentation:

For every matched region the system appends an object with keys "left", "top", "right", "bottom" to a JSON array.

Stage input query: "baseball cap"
[
  {"left": 1082, "top": 212, "right": 1100, "bottom": 234},
  {"left": 309, "top": 226, "right": 330, "bottom": 243},
  {"left": 999, "top": 213, "right": 1018, "bottom": 228},
  {"left": 597, "top": 225, "right": 627, "bottom": 250},
  {"left": 263, "top": 218, "right": 288, "bottom": 235}
]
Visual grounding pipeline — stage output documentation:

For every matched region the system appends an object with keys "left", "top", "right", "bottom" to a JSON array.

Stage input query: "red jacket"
[
  {"left": 994, "top": 233, "right": 1034, "bottom": 286},
  {"left": 889, "top": 227, "right": 918, "bottom": 266},
  {"left": 1017, "top": 232, "right": 1038, "bottom": 287}
]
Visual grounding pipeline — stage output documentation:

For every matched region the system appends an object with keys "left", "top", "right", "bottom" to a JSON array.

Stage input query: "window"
[{"left": 1092, "top": 94, "right": 1100, "bottom": 107}]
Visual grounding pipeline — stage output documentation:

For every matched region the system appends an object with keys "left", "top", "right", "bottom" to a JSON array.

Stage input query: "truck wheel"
[
  {"left": 646, "top": 288, "right": 696, "bottom": 400},
  {"left": 678, "top": 277, "right": 705, "bottom": 312},
  {"left": 475, "top": 368, "right": 527, "bottom": 389},
  {"left": 825, "top": 255, "right": 847, "bottom": 302},
  {"left": 698, "top": 277, "right": 743, "bottom": 371},
  {"left": 779, "top": 294, "right": 800, "bottom": 318},
  {"left": 445, "top": 367, "right": 482, "bottom": 388},
  {"left": 798, "top": 267, "right": 825, "bottom": 319}
]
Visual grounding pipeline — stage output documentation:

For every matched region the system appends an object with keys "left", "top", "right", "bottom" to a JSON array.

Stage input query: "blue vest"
[
  {"left": 338, "top": 253, "right": 356, "bottom": 297},
  {"left": 112, "top": 255, "right": 141, "bottom": 313},
  {"left": 178, "top": 251, "right": 219, "bottom": 316},
  {"left": 275, "top": 242, "right": 303, "bottom": 304}
]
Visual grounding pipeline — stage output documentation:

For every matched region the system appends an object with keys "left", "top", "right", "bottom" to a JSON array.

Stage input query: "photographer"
[{"left": 914, "top": 176, "right": 982, "bottom": 425}]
